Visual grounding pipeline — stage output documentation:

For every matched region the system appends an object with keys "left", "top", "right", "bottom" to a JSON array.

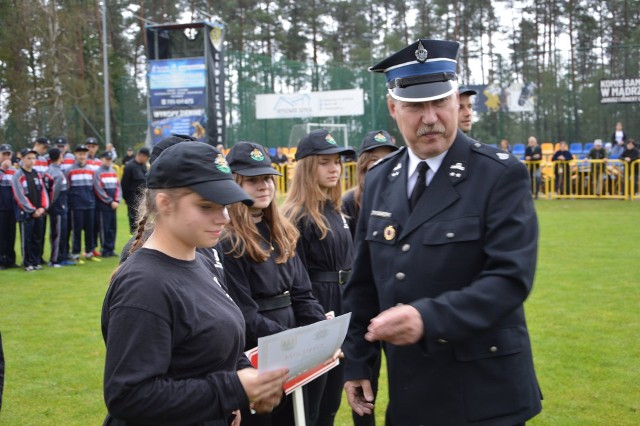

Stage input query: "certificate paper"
[{"left": 253, "top": 313, "right": 351, "bottom": 383}]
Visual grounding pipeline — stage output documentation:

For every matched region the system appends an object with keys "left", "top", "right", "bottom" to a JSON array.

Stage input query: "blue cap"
[
  {"left": 459, "top": 86, "right": 477, "bottom": 96},
  {"left": 370, "top": 39, "right": 460, "bottom": 102}
]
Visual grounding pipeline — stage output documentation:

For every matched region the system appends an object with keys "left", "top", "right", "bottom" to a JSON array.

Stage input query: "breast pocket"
[
  {"left": 365, "top": 216, "right": 401, "bottom": 246},
  {"left": 421, "top": 216, "right": 480, "bottom": 245}
]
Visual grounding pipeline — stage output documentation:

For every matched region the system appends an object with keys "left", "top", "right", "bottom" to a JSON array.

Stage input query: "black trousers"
[
  {"left": 97, "top": 208, "right": 117, "bottom": 254},
  {"left": 125, "top": 199, "right": 139, "bottom": 234},
  {"left": 71, "top": 209, "right": 94, "bottom": 255},
  {"left": 0, "top": 209, "right": 16, "bottom": 267},
  {"left": 49, "top": 210, "right": 68, "bottom": 264},
  {"left": 19, "top": 216, "right": 45, "bottom": 267},
  {"left": 305, "top": 361, "right": 343, "bottom": 426}
]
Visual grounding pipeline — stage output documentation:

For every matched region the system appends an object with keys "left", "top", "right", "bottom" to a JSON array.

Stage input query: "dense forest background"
[{"left": 1, "top": 0, "right": 639, "bottom": 152}]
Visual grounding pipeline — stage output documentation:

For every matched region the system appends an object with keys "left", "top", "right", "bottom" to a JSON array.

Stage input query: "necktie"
[{"left": 410, "top": 161, "right": 429, "bottom": 210}]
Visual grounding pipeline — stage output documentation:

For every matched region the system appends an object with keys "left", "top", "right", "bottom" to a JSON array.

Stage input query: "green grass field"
[{"left": 0, "top": 200, "right": 639, "bottom": 425}]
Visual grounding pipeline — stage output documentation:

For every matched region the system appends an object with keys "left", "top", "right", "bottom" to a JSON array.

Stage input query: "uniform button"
[
  {"left": 446, "top": 232, "right": 455, "bottom": 239},
  {"left": 474, "top": 142, "right": 482, "bottom": 148},
  {"left": 437, "top": 339, "right": 448, "bottom": 344},
  {"left": 372, "top": 231, "right": 378, "bottom": 237},
  {"left": 489, "top": 346, "right": 498, "bottom": 353},
  {"left": 401, "top": 244, "right": 410, "bottom": 252},
  {"left": 395, "top": 272, "right": 406, "bottom": 281}
]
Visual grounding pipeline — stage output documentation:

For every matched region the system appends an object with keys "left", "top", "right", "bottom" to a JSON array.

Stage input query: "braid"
[{"left": 129, "top": 215, "right": 148, "bottom": 254}]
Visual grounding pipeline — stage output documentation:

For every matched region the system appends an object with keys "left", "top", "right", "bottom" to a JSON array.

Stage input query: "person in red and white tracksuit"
[
  {"left": 12, "top": 148, "right": 50, "bottom": 271},
  {"left": 66, "top": 144, "right": 99, "bottom": 263},
  {"left": 0, "top": 144, "right": 18, "bottom": 269},
  {"left": 93, "top": 151, "right": 122, "bottom": 257}
]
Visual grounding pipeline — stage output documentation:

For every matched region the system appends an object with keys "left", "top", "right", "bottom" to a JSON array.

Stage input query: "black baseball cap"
[
  {"left": 85, "top": 137, "right": 98, "bottom": 145},
  {"left": 359, "top": 130, "right": 399, "bottom": 156},
  {"left": 20, "top": 147, "right": 38, "bottom": 157},
  {"left": 35, "top": 137, "right": 51, "bottom": 146},
  {"left": 459, "top": 86, "right": 478, "bottom": 96},
  {"left": 150, "top": 134, "right": 197, "bottom": 164},
  {"left": 54, "top": 137, "right": 68, "bottom": 146},
  {"left": 227, "top": 141, "right": 281, "bottom": 176},
  {"left": 74, "top": 144, "right": 89, "bottom": 152},
  {"left": 100, "top": 151, "right": 114, "bottom": 160},
  {"left": 0, "top": 144, "right": 12, "bottom": 153},
  {"left": 147, "top": 142, "right": 253, "bottom": 206},
  {"left": 295, "top": 129, "right": 356, "bottom": 161},
  {"left": 138, "top": 147, "right": 151, "bottom": 156},
  {"left": 370, "top": 39, "right": 460, "bottom": 102}
]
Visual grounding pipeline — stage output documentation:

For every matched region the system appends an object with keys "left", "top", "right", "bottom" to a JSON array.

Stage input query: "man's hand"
[
  {"left": 344, "top": 379, "right": 375, "bottom": 416},
  {"left": 110, "top": 201, "right": 119, "bottom": 210},
  {"left": 365, "top": 304, "right": 424, "bottom": 345}
]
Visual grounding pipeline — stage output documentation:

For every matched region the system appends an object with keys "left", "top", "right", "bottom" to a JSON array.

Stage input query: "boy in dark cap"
[
  {"left": 33, "top": 137, "right": 51, "bottom": 175},
  {"left": 93, "top": 151, "right": 122, "bottom": 257},
  {"left": 54, "top": 137, "right": 76, "bottom": 173},
  {"left": 120, "top": 146, "right": 150, "bottom": 233},
  {"left": 458, "top": 86, "right": 477, "bottom": 134},
  {"left": 343, "top": 39, "right": 542, "bottom": 426},
  {"left": 0, "top": 144, "right": 18, "bottom": 269},
  {"left": 66, "top": 145, "right": 99, "bottom": 263},
  {"left": 12, "top": 148, "right": 49, "bottom": 271}
]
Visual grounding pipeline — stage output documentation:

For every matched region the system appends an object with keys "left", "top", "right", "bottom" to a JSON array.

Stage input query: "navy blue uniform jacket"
[{"left": 343, "top": 132, "right": 542, "bottom": 426}]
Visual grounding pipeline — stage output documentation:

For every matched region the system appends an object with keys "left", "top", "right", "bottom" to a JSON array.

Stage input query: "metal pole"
[
  {"left": 370, "top": 43, "right": 375, "bottom": 130},
  {"left": 101, "top": 1, "right": 111, "bottom": 147}
]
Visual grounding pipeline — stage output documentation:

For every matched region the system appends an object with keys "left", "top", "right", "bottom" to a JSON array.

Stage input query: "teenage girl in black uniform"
[
  {"left": 341, "top": 130, "right": 398, "bottom": 426},
  {"left": 220, "top": 141, "right": 326, "bottom": 426},
  {"left": 102, "top": 143, "right": 288, "bottom": 426},
  {"left": 282, "top": 130, "right": 355, "bottom": 426}
]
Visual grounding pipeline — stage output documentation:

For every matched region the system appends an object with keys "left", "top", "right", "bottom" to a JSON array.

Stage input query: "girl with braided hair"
[{"left": 102, "top": 143, "right": 288, "bottom": 425}]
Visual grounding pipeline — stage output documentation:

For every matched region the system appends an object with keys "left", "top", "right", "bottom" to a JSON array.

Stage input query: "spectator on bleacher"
[
  {"left": 525, "top": 136, "right": 542, "bottom": 198},
  {"left": 621, "top": 139, "right": 639, "bottom": 194},
  {"left": 611, "top": 121, "right": 627, "bottom": 146},
  {"left": 271, "top": 146, "right": 289, "bottom": 165},
  {"left": 587, "top": 139, "right": 607, "bottom": 195},
  {"left": 551, "top": 141, "right": 574, "bottom": 194},
  {"left": 499, "top": 138, "right": 512, "bottom": 153}
]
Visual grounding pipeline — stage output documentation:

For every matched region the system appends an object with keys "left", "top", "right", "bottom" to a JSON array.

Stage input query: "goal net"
[{"left": 288, "top": 123, "right": 349, "bottom": 148}]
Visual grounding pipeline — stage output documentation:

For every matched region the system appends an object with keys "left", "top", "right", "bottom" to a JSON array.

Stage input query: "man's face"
[
  {"left": 87, "top": 145, "right": 98, "bottom": 156},
  {"left": 528, "top": 137, "right": 537, "bottom": 147},
  {"left": 458, "top": 94, "right": 474, "bottom": 133},
  {"left": 34, "top": 143, "right": 48, "bottom": 155},
  {"left": 136, "top": 153, "right": 149, "bottom": 164},
  {"left": 387, "top": 93, "right": 458, "bottom": 160},
  {"left": 1, "top": 151, "right": 12, "bottom": 163}
]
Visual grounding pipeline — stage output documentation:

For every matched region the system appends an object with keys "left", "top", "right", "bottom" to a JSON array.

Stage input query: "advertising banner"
[
  {"left": 256, "top": 89, "right": 364, "bottom": 119},
  {"left": 470, "top": 83, "right": 537, "bottom": 113},
  {"left": 148, "top": 57, "right": 206, "bottom": 143},
  {"left": 599, "top": 78, "right": 640, "bottom": 103}
]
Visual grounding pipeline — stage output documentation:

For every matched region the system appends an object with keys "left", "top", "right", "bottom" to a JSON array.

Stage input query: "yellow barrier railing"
[
  {"left": 272, "top": 161, "right": 357, "bottom": 196},
  {"left": 524, "top": 159, "right": 640, "bottom": 200}
]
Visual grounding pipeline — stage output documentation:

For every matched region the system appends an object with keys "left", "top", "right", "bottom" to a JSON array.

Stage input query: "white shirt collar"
[{"left": 407, "top": 147, "right": 448, "bottom": 179}]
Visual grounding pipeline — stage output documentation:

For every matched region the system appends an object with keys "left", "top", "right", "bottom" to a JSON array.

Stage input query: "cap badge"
[
  {"left": 325, "top": 134, "right": 337, "bottom": 145},
  {"left": 383, "top": 225, "right": 396, "bottom": 241},
  {"left": 374, "top": 132, "right": 388, "bottom": 143},
  {"left": 250, "top": 148, "right": 265, "bottom": 162},
  {"left": 214, "top": 154, "right": 231, "bottom": 173},
  {"left": 415, "top": 41, "right": 429, "bottom": 63}
]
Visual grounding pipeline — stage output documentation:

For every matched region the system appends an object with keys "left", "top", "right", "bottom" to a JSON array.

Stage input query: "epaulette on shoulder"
[
  {"left": 368, "top": 146, "right": 405, "bottom": 170},
  {"left": 469, "top": 141, "right": 519, "bottom": 167}
]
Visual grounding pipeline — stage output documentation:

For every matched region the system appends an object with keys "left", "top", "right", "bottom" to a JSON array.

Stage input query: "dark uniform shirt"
[
  {"left": 120, "top": 160, "right": 147, "bottom": 204},
  {"left": 102, "top": 248, "right": 250, "bottom": 425},
  {"left": 220, "top": 220, "right": 325, "bottom": 350},
  {"left": 341, "top": 189, "right": 358, "bottom": 240},
  {"left": 293, "top": 202, "right": 353, "bottom": 315}
]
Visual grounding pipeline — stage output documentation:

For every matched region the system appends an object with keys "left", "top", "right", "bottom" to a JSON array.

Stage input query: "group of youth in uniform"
[{"left": 102, "top": 38, "right": 542, "bottom": 426}]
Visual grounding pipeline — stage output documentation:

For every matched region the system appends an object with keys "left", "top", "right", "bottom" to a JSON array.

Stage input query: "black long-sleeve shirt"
[
  {"left": 120, "top": 160, "right": 147, "bottom": 203},
  {"left": 102, "top": 248, "right": 250, "bottom": 425}
]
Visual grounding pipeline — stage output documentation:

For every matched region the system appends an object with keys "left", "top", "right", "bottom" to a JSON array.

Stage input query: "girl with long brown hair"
[
  {"left": 220, "top": 141, "right": 326, "bottom": 426},
  {"left": 282, "top": 130, "right": 355, "bottom": 426}
]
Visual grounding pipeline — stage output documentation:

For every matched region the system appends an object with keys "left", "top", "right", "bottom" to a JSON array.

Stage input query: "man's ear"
[{"left": 387, "top": 95, "right": 397, "bottom": 120}]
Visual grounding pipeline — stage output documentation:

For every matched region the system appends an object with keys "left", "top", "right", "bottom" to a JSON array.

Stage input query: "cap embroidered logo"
[
  {"left": 325, "top": 134, "right": 337, "bottom": 145},
  {"left": 214, "top": 154, "right": 231, "bottom": 173},
  {"left": 250, "top": 148, "right": 265, "bottom": 162}
]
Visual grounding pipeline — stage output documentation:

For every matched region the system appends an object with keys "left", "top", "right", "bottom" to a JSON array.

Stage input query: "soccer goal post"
[{"left": 288, "top": 123, "right": 349, "bottom": 149}]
